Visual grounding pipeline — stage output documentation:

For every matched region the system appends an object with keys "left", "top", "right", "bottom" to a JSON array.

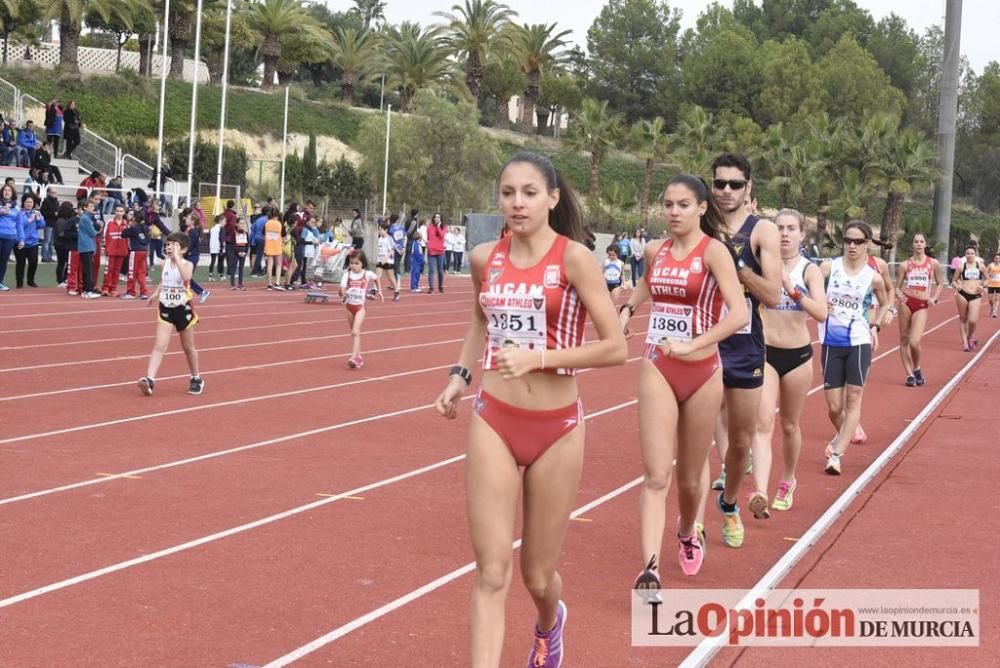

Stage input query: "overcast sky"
[{"left": 325, "top": 0, "right": 996, "bottom": 74}]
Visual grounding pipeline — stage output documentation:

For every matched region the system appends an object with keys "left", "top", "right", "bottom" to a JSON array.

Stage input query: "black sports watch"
[
  {"left": 618, "top": 303, "right": 635, "bottom": 317},
  {"left": 449, "top": 365, "right": 472, "bottom": 386}
]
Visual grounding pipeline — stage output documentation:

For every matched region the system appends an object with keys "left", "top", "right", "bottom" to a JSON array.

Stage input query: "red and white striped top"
[
  {"left": 644, "top": 235, "right": 723, "bottom": 349},
  {"left": 478, "top": 234, "right": 587, "bottom": 375}
]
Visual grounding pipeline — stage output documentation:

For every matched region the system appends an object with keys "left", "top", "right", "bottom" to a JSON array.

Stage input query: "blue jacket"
[
  {"left": 77, "top": 212, "right": 99, "bottom": 253},
  {"left": 121, "top": 223, "right": 150, "bottom": 252},
  {"left": 389, "top": 222, "right": 405, "bottom": 254},
  {"left": 0, "top": 199, "right": 20, "bottom": 240},
  {"left": 16, "top": 209, "right": 44, "bottom": 246},
  {"left": 16, "top": 128, "right": 40, "bottom": 151},
  {"left": 410, "top": 238, "right": 424, "bottom": 259},
  {"left": 250, "top": 215, "right": 266, "bottom": 245}
]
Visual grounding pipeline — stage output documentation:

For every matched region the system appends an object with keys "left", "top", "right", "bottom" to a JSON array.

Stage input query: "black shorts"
[
  {"left": 158, "top": 301, "right": 198, "bottom": 332},
  {"left": 376, "top": 262, "right": 393, "bottom": 271},
  {"left": 821, "top": 344, "right": 871, "bottom": 389},
  {"left": 958, "top": 289, "right": 981, "bottom": 302},
  {"left": 989, "top": 287, "right": 1000, "bottom": 294},
  {"left": 766, "top": 344, "right": 813, "bottom": 378},
  {"left": 721, "top": 351, "right": 765, "bottom": 389},
  {"left": 607, "top": 282, "right": 622, "bottom": 293}
]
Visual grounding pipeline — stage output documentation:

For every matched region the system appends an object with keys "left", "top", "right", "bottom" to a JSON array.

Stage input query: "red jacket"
[
  {"left": 103, "top": 218, "right": 129, "bottom": 256},
  {"left": 426, "top": 223, "right": 445, "bottom": 256},
  {"left": 223, "top": 208, "right": 238, "bottom": 244}
]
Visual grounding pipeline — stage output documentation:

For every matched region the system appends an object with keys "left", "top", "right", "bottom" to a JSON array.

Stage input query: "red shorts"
[
  {"left": 346, "top": 303, "right": 364, "bottom": 315},
  {"left": 904, "top": 295, "right": 929, "bottom": 313},
  {"left": 644, "top": 345, "right": 721, "bottom": 402},
  {"left": 473, "top": 390, "right": 583, "bottom": 467}
]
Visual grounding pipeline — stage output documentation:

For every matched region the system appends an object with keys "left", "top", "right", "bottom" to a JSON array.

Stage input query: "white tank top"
[
  {"left": 159, "top": 259, "right": 190, "bottom": 308},
  {"left": 771, "top": 256, "right": 810, "bottom": 312},
  {"left": 819, "top": 258, "right": 875, "bottom": 347}
]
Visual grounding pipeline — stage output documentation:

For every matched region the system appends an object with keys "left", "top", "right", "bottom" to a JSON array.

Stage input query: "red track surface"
[{"left": 0, "top": 284, "right": 996, "bottom": 667}]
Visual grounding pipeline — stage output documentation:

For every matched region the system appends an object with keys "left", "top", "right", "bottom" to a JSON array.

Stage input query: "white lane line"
[
  {"left": 0, "top": 338, "right": 464, "bottom": 403},
  {"left": 0, "top": 399, "right": 639, "bottom": 609},
  {"left": 0, "top": 320, "right": 466, "bottom": 373},
  {"left": 0, "top": 308, "right": 471, "bottom": 351},
  {"left": 678, "top": 326, "right": 1000, "bottom": 668}
]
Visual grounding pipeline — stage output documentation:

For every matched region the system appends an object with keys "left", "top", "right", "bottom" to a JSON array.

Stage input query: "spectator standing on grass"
[
  {"left": 425, "top": 212, "right": 446, "bottom": 293},
  {"left": 53, "top": 201, "right": 76, "bottom": 286},
  {"left": 13, "top": 193, "right": 44, "bottom": 288},
  {"left": 0, "top": 184, "right": 20, "bottom": 291},
  {"left": 444, "top": 224, "right": 456, "bottom": 273},
  {"left": 62, "top": 101, "right": 81, "bottom": 159},
  {"left": 44, "top": 100, "right": 63, "bottom": 155},
  {"left": 208, "top": 217, "right": 224, "bottom": 281}
]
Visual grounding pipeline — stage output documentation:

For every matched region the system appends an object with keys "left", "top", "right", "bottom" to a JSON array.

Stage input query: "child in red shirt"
[{"left": 100, "top": 204, "right": 129, "bottom": 296}]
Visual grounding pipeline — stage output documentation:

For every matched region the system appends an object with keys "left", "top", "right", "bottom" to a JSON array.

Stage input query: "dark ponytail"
[
  {"left": 665, "top": 174, "right": 729, "bottom": 242},
  {"left": 501, "top": 151, "right": 587, "bottom": 245}
]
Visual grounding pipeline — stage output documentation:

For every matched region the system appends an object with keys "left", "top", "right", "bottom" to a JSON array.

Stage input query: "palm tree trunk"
[
  {"left": 206, "top": 52, "right": 223, "bottom": 85},
  {"left": 880, "top": 190, "right": 904, "bottom": 260},
  {"left": 590, "top": 152, "right": 600, "bottom": 200},
  {"left": 59, "top": 9, "right": 80, "bottom": 74},
  {"left": 519, "top": 71, "right": 539, "bottom": 128},
  {"left": 641, "top": 157, "right": 653, "bottom": 226},
  {"left": 139, "top": 34, "right": 153, "bottom": 76},
  {"left": 116, "top": 42, "right": 124, "bottom": 73},
  {"left": 169, "top": 42, "right": 186, "bottom": 80},
  {"left": 341, "top": 72, "right": 355, "bottom": 103},
  {"left": 2, "top": 33, "right": 9, "bottom": 67},
  {"left": 535, "top": 107, "right": 550, "bottom": 135},
  {"left": 495, "top": 98, "right": 509, "bottom": 129},
  {"left": 262, "top": 56, "right": 277, "bottom": 91},
  {"left": 400, "top": 87, "right": 413, "bottom": 112},
  {"left": 466, "top": 50, "right": 482, "bottom": 100}
]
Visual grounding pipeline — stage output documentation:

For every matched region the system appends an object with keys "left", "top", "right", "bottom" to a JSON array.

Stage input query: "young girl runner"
[
  {"left": 375, "top": 222, "right": 399, "bottom": 301},
  {"left": 138, "top": 231, "right": 204, "bottom": 396},
  {"left": 820, "top": 221, "right": 889, "bottom": 475},
  {"left": 952, "top": 245, "right": 988, "bottom": 351},
  {"left": 340, "top": 250, "right": 382, "bottom": 369},
  {"left": 619, "top": 175, "right": 747, "bottom": 590},
  {"left": 896, "top": 234, "right": 944, "bottom": 385},
  {"left": 749, "top": 209, "right": 827, "bottom": 515},
  {"left": 434, "top": 152, "right": 626, "bottom": 668},
  {"left": 603, "top": 244, "right": 624, "bottom": 301},
  {"left": 987, "top": 253, "right": 1000, "bottom": 318}
]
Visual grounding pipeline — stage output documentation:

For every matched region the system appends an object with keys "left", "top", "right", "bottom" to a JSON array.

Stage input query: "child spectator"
[
  {"left": 263, "top": 208, "right": 284, "bottom": 290},
  {"left": 408, "top": 233, "right": 425, "bottom": 293},
  {"left": 208, "top": 215, "right": 224, "bottom": 281},
  {"left": 13, "top": 193, "right": 45, "bottom": 288},
  {"left": 250, "top": 206, "right": 268, "bottom": 276},
  {"left": 40, "top": 187, "right": 59, "bottom": 263},
  {"left": 444, "top": 225, "right": 456, "bottom": 273},
  {"left": 121, "top": 209, "right": 150, "bottom": 299},
  {"left": 375, "top": 222, "right": 399, "bottom": 301},
  {"left": 604, "top": 244, "right": 625, "bottom": 301},
  {"left": 0, "top": 183, "right": 20, "bottom": 291},
  {"left": 179, "top": 212, "right": 209, "bottom": 303},
  {"left": 76, "top": 199, "right": 101, "bottom": 298},
  {"left": 100, "top": 205, "right": 129, "bottom": 296},
  {"left": 53, "top": 201, "right": 77, "bottom": 287},
  {"left": 339, "top": 249, "right": 382, "bottom": 368},
  {"left": 229, "top": 218, "right": 249, "bottom": 290},
  {"left": 138, "top": 231, "right": 204, "bottom": 396}
]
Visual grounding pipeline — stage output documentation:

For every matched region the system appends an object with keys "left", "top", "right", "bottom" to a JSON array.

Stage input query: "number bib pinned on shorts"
[{"left": 646, "top": 302, "right": 693, "bottom": 344}]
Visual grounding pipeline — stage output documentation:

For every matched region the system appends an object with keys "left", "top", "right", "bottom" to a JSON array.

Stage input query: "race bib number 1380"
[{"left": 646, "top": 302, "right": 693, "bottom": 344}]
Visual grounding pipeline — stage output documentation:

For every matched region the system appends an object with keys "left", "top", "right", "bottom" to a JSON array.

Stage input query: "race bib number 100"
[
  {"left": 160, "top": 285, "right": 186, "bottom": 308},
  {"left": 646, "top": 302, "right": 693, "bottom": 344}
]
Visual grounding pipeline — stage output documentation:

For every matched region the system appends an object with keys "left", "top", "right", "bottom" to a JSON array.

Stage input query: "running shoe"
[
  {"left": 825, "top": 452, "right": 842, "bottom": 475},
  {"left": 83, "top": 291, "right": 101, "bottom": 299},
  {"left": 851, "top": 424, "right": 867, "bottom": 445},
  {"left": 0, "top": 283, "right": 8, "bottom": 291},
  {"left": 120, "top": 294, "right": 136, "bottom": 300},
  {"left": 67, "top": 290, "right": 78, "bottom": 295},
  {"left": 188, "top": 376, "right": 205, "bottom": 395},
  {"left": 266, "top": 285, "right": 274, "bottom": 290},
  {"left": 199, "top": 290, "right": 211, "bottom": 304},
  {"left": 57, "top": 282, "right": 66, "bottom": 288},
  {"left": 633, "top": 556, "right": 661, "bottom": 603},
  {"left": 695, "top": 522, "right": 707, "bottom": 558},
  {"left": 962, "top": 343, "right": 971, "bottom": 352},
  {"left": 139, "top": 294, "right": 150, "bottom": 300},
  {"left": 526, "top": 600, "right": 567, "bottom": 668},
  {"left": 347, "top": 355, "right": 364, "bottom": 369},
  {"left": 905, "top": 375, "right": 916, "bottom": 387},
  {"left": 138, "top": 377, "right": 155, "bottom": 396},
  {"left": 771, "top": 479, "right": 797, "bottom": 511},
  {"left": 27, "top": 282, "right": 38, "bottom": 288},
  {"left": 972, "top": 339, "right": 979, "bottom": 349},
  {"left": 711, "top": 467, "right": 726, "bottom": 491},
  {"left": 717, "top": 494, "right": 744, "bottom": 548},
  {"left": 748, "top": 490, "right": 770, "bottom": 519},
  {"left": 913, "top": 368, "right": 925, "bottom": 386},
  {"left": 678, "top": 532, "right": 704, "bottom": 576},
  {"left": 392, "top": 292, "right": 400, "bottom": 302}
]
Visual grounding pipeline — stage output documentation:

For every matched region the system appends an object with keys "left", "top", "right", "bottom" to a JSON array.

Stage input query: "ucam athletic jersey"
[
  {"left": 770, "top": 256, "right": 810, "bottom": 312},
  {"left": 341, "top": 269, "right": 377, "bottom": 306},
  {"left": 903, "top": 256, "right": 934, "bottom": 295},
  {"left": 819, "top": 258, "right": 875, "bottom": 347},
  {"left": 479, "top": 234, "right": 587, "bottom": 376},
  {"left": 644, "top": 234, "right": 723, "bottom": 346}
]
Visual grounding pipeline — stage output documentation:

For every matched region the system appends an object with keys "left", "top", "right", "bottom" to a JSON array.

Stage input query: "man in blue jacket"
[
  {"left": 16, "top": 121, "right": 42, "bottom": 166},
  {"left": 250, "top": 207, "right": 268, "bottom": 276}
]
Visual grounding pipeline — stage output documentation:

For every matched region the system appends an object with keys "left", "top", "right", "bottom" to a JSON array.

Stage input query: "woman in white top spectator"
[
  {"left": 208, "top": 219, "right": 225, "bottom": 281},
  {"left": 629, "top": 228, "right": 646, "bottom": 286},
  {"left": 452, "top": 226, "right": 466, "bottom": 273},
  {"left": 444, "top": 225, "right": 457, "bottom": 273}
]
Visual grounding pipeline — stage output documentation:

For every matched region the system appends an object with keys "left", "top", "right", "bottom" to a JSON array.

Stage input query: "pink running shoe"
[
  {"left": 347, "top": 356, "right": 362, "bottom": 369},
  {"left": 677, "top": 533, "right": 704, "bottom": 576},
  {"left": 851, "top": 424, "right": 867, "bottom": 445},
  {"left": 527, "top": 600, "right": 567, "bottom": 668}
]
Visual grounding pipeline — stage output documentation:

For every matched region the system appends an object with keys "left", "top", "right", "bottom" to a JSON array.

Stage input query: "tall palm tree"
[
  {"left": 670, "top": 105, "right": 719, "bottom": 177},
  {"left": 481, "top": 56, "right": 525, "bottom": 129},
  {"left": 382, "top": 24, "right": 451, "bottom": 111},
  {"left": 829, "top": 169, "right": 871, "bottom": 228},
  {"left": 803, "top": 113, "right": 853, "bottom": 248},
  {"left": 629, "top": 116, "right": 669, "bottom": 226},
  {"left": 566, "top": 97, "right": 622, "bottom": 200},
  {"left": 39, "top": 0, "right": 114, "bottom": 72},
  {"left": 331, "top": 27, "right": 378, "bottom": 104},
  {"left": 435, "top": 0, "right": 515, "bottom": 101},
  {"left": 511, "top": 22, "right": 570, "bottom": 128},
  {"left": 246, "top": 0, "right": 332, "bottom": 91},
  {"left": 351, "top": 0, "right": 385, "bottom": 30}
]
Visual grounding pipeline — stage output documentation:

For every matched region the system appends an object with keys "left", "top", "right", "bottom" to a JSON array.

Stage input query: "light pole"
[
  {"left": 154, "top": 0, "right": 171, "bottom": 210},
  {"left": 279, "top": 85, "right": 289, "bottom": 210},
  {"left": 186, "top": 0, "right": 204, "bottom": 206},
  {"left": 214, "top": 0, "right": 233, "bottom": 214},
  {"left": 382, "top": 104, "right": 391, "bottom": 215},
  {"left": 932, "top": 0, "right": 964, "bottom": 265}
]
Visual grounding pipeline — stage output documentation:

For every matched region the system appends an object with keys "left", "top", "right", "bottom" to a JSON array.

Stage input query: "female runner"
[
  {"left": 434, "top": 152, "right": 626, "bottom": 668},
  {"left": 820, "top": 221, "right": 889, "bottom": 475},
  {"left": 987, "top": 253, "right": 1000, "bottom": 318},
  {"left": 749, "top": 209, "right": 826, "bottom": 515},
  {"left": 618, "top": 175, "right": 747, "bottom": 589},
  {"left": 896, "top": 233, "right": 944, "bottom": 385},
  {"left": 952, "top": 245, "right": 988, "bottom": 350}
]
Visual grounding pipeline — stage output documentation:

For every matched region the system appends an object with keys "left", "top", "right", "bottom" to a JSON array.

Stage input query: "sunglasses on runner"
[
  {"left": 712, "top": 179, "right": 748, "bottom": 191},
  {"left": 843, "top": 236, "right": 869, "bottom": 246}
]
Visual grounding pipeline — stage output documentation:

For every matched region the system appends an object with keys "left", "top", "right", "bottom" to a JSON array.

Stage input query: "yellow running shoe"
[
  {"left": 771, "top": 479, "right": 797, "bottom": 511},
  {"left": 717, "top": 493, "right": 744, "bottom": 548}
]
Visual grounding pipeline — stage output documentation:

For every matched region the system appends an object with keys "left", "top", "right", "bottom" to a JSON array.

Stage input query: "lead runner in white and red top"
[
  {"left": 434, "top": 152, "right": 626, "bottom": 668},
  {"left": 339, "top": 249, "right": 382, "bottom": 369},
  {"left": 617, "top": 175, "right": 748, "bottom": 593}
]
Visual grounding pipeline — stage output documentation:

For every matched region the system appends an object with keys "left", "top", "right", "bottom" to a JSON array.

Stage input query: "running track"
[{"left": 0, "top": 284, "right": 996, "bottom": 666}]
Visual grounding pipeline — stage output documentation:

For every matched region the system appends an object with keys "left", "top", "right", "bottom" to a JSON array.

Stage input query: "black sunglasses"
[
  {"left": 712, "top": 179, "right": 748, "bottom": 191},
  {"left": 843, "top": 237, "right": 869, "bottom": 246}
]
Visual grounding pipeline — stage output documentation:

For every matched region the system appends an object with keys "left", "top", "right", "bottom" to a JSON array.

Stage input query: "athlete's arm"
[
  {"left": 801, "top": 262, "right": 828, "bottom": 322},
  {"left": 931, "top": 260, "right": 945, "bottom": 304},
  {"left": 500, "top": 240, "right": 627, "bottom": 377},
  {"left": 618, "top": 239, "right": 662, "bottom": 334},
  {"left": 878, "top": 258, "right": 895, "bottom": 308},
  {"left": 668, "top": 238, "right": 747, "bottom": 356},
  {"left": 871, "top": 273, "right": 890, "bottom": 330},
  {"left": 434, "top": 242, "right": 493, "bottom": 419},
  {"left": 820, "top": 260, "right": 832, "bottom": 281},
  {"left": 742, "top": 219, "right": 781, "bottom": 307}
]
